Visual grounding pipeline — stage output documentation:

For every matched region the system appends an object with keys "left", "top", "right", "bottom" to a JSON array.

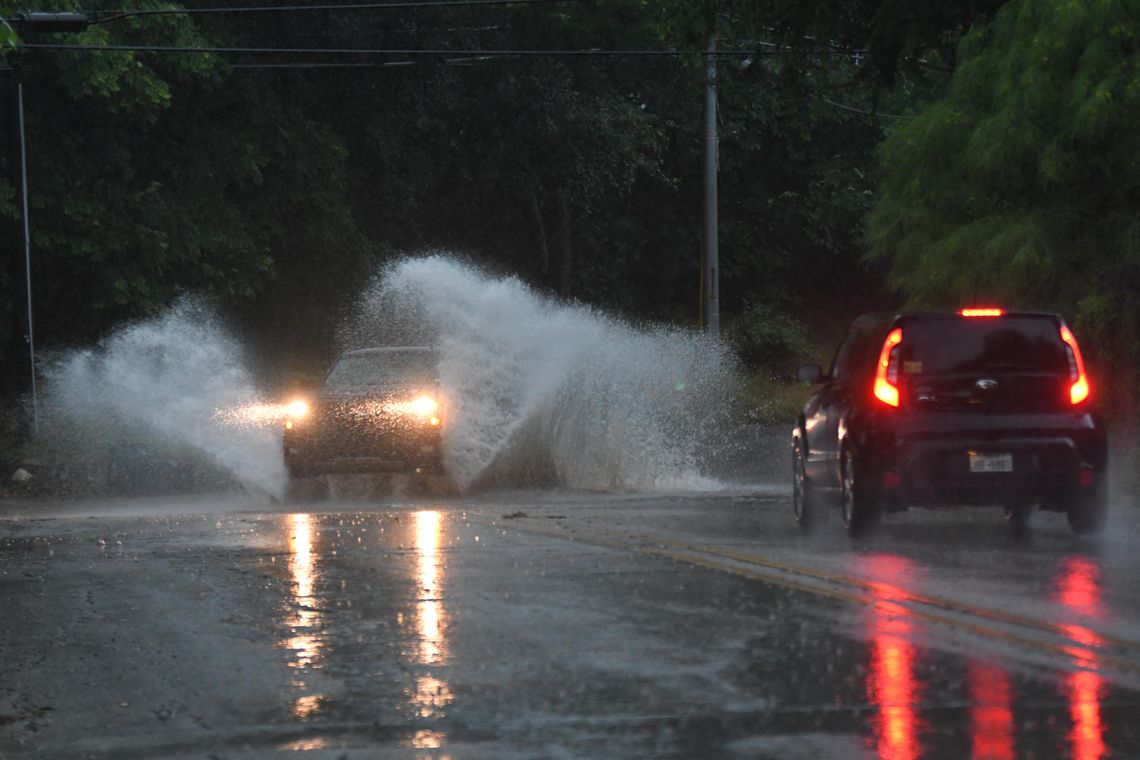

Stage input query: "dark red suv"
[{"left": 792, "top": 310, "right": 1107, "bottom": 535}]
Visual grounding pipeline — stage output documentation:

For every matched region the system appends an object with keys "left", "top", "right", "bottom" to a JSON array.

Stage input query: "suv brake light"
[
  {"left": 959, "top": 308, "right": 1005, "bottom": 317},
  {"left": 873, "top": 328, "right": 904, "bottom": 408},
  {"left": 1059, "top": 325, "right": 1090, "bottom": 405}
]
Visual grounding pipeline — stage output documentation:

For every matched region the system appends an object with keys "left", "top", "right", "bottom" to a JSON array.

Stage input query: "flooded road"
[{"left": 2, "top": 486, "right": 1140, "bottom": 758}]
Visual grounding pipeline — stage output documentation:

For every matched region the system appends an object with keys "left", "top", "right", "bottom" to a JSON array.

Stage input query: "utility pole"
[
  {"left": 9, "top": 11, "right": 91, "bottom": 437},
  {"left": 700, "top": 36, "right": 719, "bottom": 336},
  {"left": 15, "top": 67, "right": 38, "bottom": 436}
]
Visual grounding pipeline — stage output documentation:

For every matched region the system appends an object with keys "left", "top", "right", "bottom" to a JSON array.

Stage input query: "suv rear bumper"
[{"left": 858, "top": 411, "right": 1105, "bottom": 511}]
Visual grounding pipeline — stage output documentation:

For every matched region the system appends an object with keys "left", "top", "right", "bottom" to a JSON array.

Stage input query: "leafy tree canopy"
[
  {"left": 0, "top": 8, "right": 14, "bottom": 50},
  {"left": 868, "top": 0, "right": 1140, "bottom": 314},
  {"left": 0, "top": 0, "right": 912, "bottom": 394},
  {"left": 0, "top": 0, "right": 374, "bottom": 388},
  {"left": 650, "top": 0, "right": 1005, "bottom": 87}
]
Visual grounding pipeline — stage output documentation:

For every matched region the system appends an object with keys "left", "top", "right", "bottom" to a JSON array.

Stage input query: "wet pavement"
[{"left": 2, "top": 484, "right": 1140, "bottom": 758}]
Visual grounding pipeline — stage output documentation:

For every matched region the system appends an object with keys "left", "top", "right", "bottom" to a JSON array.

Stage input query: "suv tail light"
[
  {"left": 1059, "top": 325, "right": 1090, "bottom": 405},
  {"left": 873, "top": 328, "right": 904, "bottom": 408}
]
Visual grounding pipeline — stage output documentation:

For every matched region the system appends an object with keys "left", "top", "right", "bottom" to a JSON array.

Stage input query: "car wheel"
[
  {"left": 1067, "top": 481, "right": 1108, "bottom": 536},
  {"left": 792, "top": 439, "right": 825, "bottom": 530},
  {"left": 841, "top": 448, "right": 880, "bottom": 537}
]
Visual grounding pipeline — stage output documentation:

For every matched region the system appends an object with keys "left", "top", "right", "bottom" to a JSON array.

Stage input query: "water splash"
[
  {"left": 43, "top": 299, "right": 286, "bottom": 497},
  {"left": 41, "top": 256, "right": 743, "bottom": 498},
  {"left": 342, "top": 255, "right": 740, "bottom": 491}
]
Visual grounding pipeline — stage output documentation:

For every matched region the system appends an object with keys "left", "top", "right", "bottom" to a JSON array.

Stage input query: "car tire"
[
  {"left": 841, "top": 447, "right": 880, "bottom": 537},
  {"left": 792, "top": 438, "right": 825, "bottom": 530},
  {"left": 1067, "top": 481, "right": 1108, "bottom": 536}
]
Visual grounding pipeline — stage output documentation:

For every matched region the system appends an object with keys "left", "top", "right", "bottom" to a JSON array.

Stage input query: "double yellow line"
[{"left": 506, "top": 515, "right": 1140, "bottom": 684}]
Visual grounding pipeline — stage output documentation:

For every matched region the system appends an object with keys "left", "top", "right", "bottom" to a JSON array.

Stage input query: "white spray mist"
[
  {"left": 43, "top": 299, "right": 286, "bottom": 497},
  {"left": 343, "top": 255, "right": 740, "bottom": 491}
]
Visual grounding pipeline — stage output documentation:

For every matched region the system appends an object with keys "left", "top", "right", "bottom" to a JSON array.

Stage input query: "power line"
[
  {"left": 233, "top": 60, "right": 414, "bottom": 68},
  {"left": 0, "top": 58, "right": 523, "bottom": 69},
  {"left": 20, "top": 42, "right": 854, "bottom": 59},
  {"left": 23, "top": 42, "right": 691, "bottom": 56},
  {"left": 822, "top": 97, "right": 909, "bottom": 120},
  {"left": 231, "top": 54, "right": 498, "bottom": 68},
  {"left": 87, "top": 0, "right": 578, "bottom": 25},
  {"left": 7, "top": 5, "right": 872, "bottom": 63}
]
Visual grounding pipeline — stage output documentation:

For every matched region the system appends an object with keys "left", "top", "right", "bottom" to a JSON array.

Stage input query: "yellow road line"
[
  {"left": 504, "top": 517, "right": 1140, "bottom": 681},
  {"left": 655, "top": 535, "right": 1140, "bottom": 655}
]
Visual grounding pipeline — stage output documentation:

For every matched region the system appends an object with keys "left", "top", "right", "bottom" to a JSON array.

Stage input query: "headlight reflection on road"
[
  {"left": 283, "top": 513, "right": 327, "bottom": 719},
  {"left": 416, "top": 510, "right": 447, "bottom": 666},
  {"left": 411, "top": 510, "right": 454, "bottom": 739}
]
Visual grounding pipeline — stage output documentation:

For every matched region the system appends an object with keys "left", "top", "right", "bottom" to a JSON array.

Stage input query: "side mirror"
[{"left": 797, "top": 364, "right": 823, "bottom": 385}]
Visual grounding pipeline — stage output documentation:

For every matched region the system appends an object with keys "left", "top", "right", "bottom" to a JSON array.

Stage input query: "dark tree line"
[
  {"left": 1, "top": 0, "right": 912, "bottom": 396},
  {"left": 10, "top": 0, "right": 1129, "bottom": 403}
]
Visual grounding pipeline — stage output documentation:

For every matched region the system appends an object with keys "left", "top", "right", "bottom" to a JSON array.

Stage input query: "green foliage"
[
  {"left": 0, "top": 0, "right": 374, "bottom": 383},
  {"left": 0, "top": 0, "right": 951, "bottom": 397},
  {"left": 869, "top": 0, "right": 1140, "bottom": 311},
  {"left": 728, "top": 302, "right": 812, "bottom": 375},
  {"left": 648, "top": 0, "right": 1006, "bottom": 87},
  {"left": 0, "top": 12, "right": 14, "bottom": 52},
  {"left": 740, "top": 372, "right": 815, "bottom": 424}
]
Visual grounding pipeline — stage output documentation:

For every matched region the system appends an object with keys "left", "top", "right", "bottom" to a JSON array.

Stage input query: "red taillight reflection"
[
  {"left": 1060, "top": 325, "right": 1091, "bottom": 405},
  {"left": 1068, "top": 670, "right": 1106, "bottom": 760},
  {"left": 1054, "top": 557, "right": 1107, "bottom": 760},
  {"left": 874, "top": 328, "right": 904, "bottom": 408},
  {"left": 968, "top": 661, "right": 1014, "bottom": 760},
  {"left": 1056, "top": 557, "right": 1103, "bottom": 618},
  {"left": 863, "top": 555, "right": 923, "bottom": 760}
]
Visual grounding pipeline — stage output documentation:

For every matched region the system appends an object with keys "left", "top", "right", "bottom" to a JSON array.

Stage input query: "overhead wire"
[
  {"left": 23, "top": 42, "right": 687, "bottom": 56},
  {"left": 20, "top": 42, "right": 861, "bottom": 59},
  {"left": 8, "top": 1, "right": 872, "bottom": 75},
  {"left": 6, "top": 0, "right": 873, "bottom": 64},
  {"left": 87, "top": 0, "right": 579, "bottom": 25}
]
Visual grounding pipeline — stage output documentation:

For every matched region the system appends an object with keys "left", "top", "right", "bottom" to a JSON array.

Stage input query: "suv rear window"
[{"left": 902, "top": 317, "right": 1068, "bottom": 376}]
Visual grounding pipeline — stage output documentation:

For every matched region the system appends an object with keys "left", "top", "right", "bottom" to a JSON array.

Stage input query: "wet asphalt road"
[{"left": 3, "top": 479, "right": 1140, "bottom": 759}]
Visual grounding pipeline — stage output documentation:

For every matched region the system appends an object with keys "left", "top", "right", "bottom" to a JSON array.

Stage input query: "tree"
[
  {"left": 0, "top": 0, "right": 1008, "bottom": 405},
  {"left": 649, "top": 0, "right": 1006, "bottom": 87},
  {"left": 0, "top": 0, "right": 376, "bottom": 392}
]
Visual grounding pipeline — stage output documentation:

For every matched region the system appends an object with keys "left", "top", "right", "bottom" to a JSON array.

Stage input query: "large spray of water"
[
  {"left": 342, "top": 256, "right": 740, "bottom": 491},
  {"left": 43, "top": 300, "right": 286, "bottom": 497},
  {"left": 42, "top": 256, "right": 743, "bottom": 498}
]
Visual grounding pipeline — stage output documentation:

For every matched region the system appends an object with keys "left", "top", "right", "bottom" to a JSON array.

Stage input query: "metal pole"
[
  {"left": 17, "top": 76, "right": 39, "bottom": 436},
  {"left": 701, "top": 37, "right": 719, "bottom": 336}
]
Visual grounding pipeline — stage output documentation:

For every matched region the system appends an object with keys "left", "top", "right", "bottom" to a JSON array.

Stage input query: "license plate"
[{"left": 969, "top": 452, "right": 1013, "bottom": 473}]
